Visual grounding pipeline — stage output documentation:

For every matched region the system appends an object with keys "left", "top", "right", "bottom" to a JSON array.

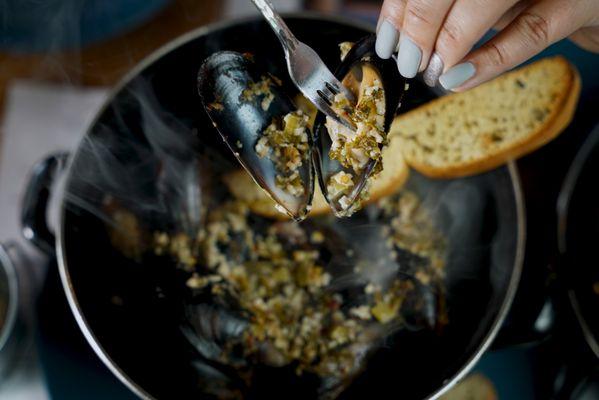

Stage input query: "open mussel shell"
[
  {"left": 198, "top": 51, "right": 314, "bottom": 220},
  {"left": 313, "top": 35, "right": 406, "bottom": 216}
]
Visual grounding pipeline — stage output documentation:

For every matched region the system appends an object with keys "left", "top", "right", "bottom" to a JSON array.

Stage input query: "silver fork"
[{"left": 251, "top": 0, "right": 356, "bottom": 130}]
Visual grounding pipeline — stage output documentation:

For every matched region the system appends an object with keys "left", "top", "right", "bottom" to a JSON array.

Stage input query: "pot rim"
[
  {"left": 56, "top": 11, "right": 526, "bottom": 400},
  {"left": 557, "top": 123, "right": 599, "bottom": 359}
]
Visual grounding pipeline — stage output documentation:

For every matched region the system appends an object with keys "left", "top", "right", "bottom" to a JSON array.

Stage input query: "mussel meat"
[
  {"left": 199, "top": 35, "right": 405, "bottom": 220},
  {"left": 313, "top": 35, "right": 406, "bottom": 216}
]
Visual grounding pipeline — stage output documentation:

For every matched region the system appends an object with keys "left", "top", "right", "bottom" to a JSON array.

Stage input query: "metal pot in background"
[
  {"left": 0, "top": 242, "right": 35, "bottom": 385},
  {"left": 558, "top": 123, "right": 599, "bottom": 360},
  {"left": 0, "top": 244, "right": 19, "bottom": 379},
  {"left": 550, "top": 123, "right": 599, "bottom": 399}
]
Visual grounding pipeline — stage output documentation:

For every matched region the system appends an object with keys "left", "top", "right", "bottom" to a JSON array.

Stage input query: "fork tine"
[
  {"left": 285, "top": 41, "right": 356, "bottom": 128},
  {"left": 325, "top": 81, "right": 338, "bottom": 94},
  {"left": 317, "top": 88, "right": 334, "bottom": 104},
  {"left": 319, "top": 70, "right": 356, "bottom": 103},
  {"left": 321, "top": 86, "right": 340, "bottom": 105},
  {"left": 337, "top": 83, "right": 356, "bottom": 103},
  {"left": 328, "top": 80, "right": 343, "bottom": 93},
  {"left": 323, "top": 85, "right": 336, "bottom": 99},
  {"left": 312, "top": 96, "right": 355, "bottom": 131},
  {"left": 327, "top": 79, "right": 355, "bottom": 104}
]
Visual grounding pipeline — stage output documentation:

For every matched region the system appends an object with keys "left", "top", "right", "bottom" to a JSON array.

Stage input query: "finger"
[
  {"left": 424, "top": 0, "right": 524, "bottom": 86},
  {"left": 442, "top": 0, "right": 588, "bottom": 91},
  {"left": 396, "top": 0, "right": 455, "bottom": 78},
  {"left": 431, "top": 0, "right": 520, "bottom": 76},
  {"left": 375, "top": 0, "right": 406, "bottom": 59},
  {"left": 493, "top": 0, "right": 532, "bottom": 31},
  {"left": 569, "top": 26, "right": 599, "bottom": 53}
]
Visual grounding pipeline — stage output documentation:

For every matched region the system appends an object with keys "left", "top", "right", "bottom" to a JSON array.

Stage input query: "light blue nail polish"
[
  {"left": 375, "top": 20, "right": 399, "bottom": 59},
  {"left": 396, "top": 35, "right": 422, "bottom": 79},
  {"left": 439, "top": 62, "right": 476, "bottom": 90}
]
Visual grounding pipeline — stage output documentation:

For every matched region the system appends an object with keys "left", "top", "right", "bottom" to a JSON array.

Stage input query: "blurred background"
[{"left": 0, "top": 1, "right": 598, "bottom": 400}]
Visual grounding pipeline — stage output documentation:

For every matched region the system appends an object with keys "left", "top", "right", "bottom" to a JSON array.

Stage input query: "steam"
[
  {"left": 64, "top": 78, "right": 205, "bottom": 240},
  {"left": 320, "top": 173, "right": 497, "bottom": 328},
  {"left": 133, "top": 79, "right": 204, "bottom": 236},
  {"left": 434, "top": 180, "right": 486, "bottom": 281}
]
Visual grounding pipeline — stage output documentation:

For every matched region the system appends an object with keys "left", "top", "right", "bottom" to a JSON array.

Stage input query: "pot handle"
[{"left": 20, "top": 153, "right": 69, "bottom": 255}]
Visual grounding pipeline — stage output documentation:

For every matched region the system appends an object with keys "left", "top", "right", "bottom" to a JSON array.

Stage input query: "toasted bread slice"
[
  {"left": 223, "top": 134, "right": 410, "bottom": 219},
  {"left": 440, "top": 374, "right": 497, "bottom": 400},
  {"left": 223, "top": 169, "right": 330, "bottom": 218},
  {"left": 390, "top": 56, "right": 580, "bottom": 178}
]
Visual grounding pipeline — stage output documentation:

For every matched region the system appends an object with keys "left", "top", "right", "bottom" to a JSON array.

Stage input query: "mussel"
[
  {"left": 313, "top": 35, "right": 406, "bottom": 216},
  {"left": 198, "top": 51, "right": 314, "bottom": 221},
  {"left": 175, "top": 190, "right": 448, "bottom": 398},
  {"left": 198, "top": 35, "right": 405, "bottom": 219}
]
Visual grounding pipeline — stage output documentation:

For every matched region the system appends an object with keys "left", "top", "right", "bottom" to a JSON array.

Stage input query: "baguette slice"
[
  {"left": 391, "top": 56, "right": 581, "bottom": 178},
  {"left": 223, "top": 133, "right": 410, "bottom": 219},
  {"left": 440, "top": 374, "right": 497, "bottom": 400},
  {"left": 224, "top": 170, "right": 330, "bottom": 218}
]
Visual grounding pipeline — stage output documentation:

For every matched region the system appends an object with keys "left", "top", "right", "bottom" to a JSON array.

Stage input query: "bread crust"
[
  {"left": 440, "top": 374, "right": 497, "bottom": 400},
  {"left": 392, "top": 57, "right": 580, "bottom": 179}
]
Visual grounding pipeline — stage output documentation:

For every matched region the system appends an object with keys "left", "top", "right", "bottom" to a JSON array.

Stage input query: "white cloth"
[{"left": 0, "top": 81, "right": 108, "bottom": 245}]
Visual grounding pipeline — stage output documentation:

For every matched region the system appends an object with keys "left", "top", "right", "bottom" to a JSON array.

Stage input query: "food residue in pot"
[{"left": 151, "top": 188, "right": 447, "bottom": 385}]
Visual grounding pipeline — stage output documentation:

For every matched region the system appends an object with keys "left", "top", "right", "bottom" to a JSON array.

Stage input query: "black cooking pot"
[
  {"left": 22, "top": 14, "right": 525, "bottom": 400},
  {"left": 558, "top": 123, "right": 599, "bottom": 359},
  {"left": 0, "top": 243, "right": 36, "bottom": 383},
  {"left": 548, "top": 123, "right": 599, "bottom": 398},
  {"left": 0, "top": 244, "right": 20, "bottom": 379}
]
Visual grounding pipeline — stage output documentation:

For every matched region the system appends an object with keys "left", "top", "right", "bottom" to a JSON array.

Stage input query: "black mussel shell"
[
  {"left": 313, "top": 35, "right": 406, "bottom": 216},
  {"left": 198, "top": 51, "right": 314, "bottom": 220}
]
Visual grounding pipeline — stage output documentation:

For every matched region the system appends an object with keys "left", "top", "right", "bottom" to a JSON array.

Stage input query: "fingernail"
[
  {"left": 375, "top": 20, "right": 399, "bottom": 59},
  {"left": 423, "top": 53, "right": 444, "bottom": 87},
  {"left": 396, "top": 35, "right": 422, "bottom": 79},
  {"left": 439, "top": 62, "right": 476, "bottom": 91}
]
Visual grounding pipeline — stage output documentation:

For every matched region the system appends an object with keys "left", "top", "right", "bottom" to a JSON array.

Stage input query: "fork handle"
[{"left": 251, "top": 0, "right": 299, "bottom": 53}]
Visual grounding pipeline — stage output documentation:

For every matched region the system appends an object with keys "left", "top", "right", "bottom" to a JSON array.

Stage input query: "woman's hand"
[{"left": 375, "top": 0, "right": 599, "bottom": 91}]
